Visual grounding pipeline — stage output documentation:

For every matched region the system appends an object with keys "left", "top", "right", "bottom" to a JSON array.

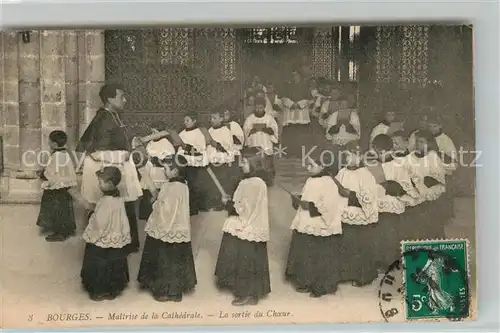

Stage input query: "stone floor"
[{"left": 0, "top": 160, "right": 477, "bottom": 329}]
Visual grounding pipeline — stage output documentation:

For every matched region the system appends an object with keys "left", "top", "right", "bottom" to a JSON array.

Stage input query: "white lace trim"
[
  {"left": 145, "top": 229, "right": 190, "bottom": 243},
  {"left": 222, "top": 216, "right": 269, "bottom": 242},
  {"left": 341, "top": 191, "right": 378, "bottom": 225},
  {"left": 291, "top": 223, "right": 342, "bottom": 237},
  {"left": 422, "top": 184, "right": 446, "bottom": 201},
  {"left": 41, "top": 180, "right": 78, "bottom": 190},
  {"left": 82, "top": 231, "right": 131, "bottom": 249},
  {"left": 378, "top": 195, "right": 406, "bottom": 214}
]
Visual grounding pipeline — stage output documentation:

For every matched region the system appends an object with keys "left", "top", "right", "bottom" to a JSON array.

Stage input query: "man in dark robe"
[{"left": 76, "top": 83, "right": 142, "bottom": 253}]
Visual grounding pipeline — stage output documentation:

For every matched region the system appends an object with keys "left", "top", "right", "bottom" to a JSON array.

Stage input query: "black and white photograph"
[{"left": 0, "top": 24, "right": 476, "bottom": 328}]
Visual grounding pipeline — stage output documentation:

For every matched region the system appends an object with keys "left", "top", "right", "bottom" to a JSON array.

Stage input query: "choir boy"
[
  {"left": 370, "top": 134, "right": 407, "bottom": 269},
  {"left": 177, "top": 111, "right": 209, "bottom": 215},
  {"left": 408, "top": 114, "right": 428, "bottom": 151},
  {"left": 325, "top": 90, "right": 361, "bottom": 150},
  {"left": 36, "top": 130, "right": 79, "bottom": 242},
  {"left": 243, "top": 88, "right": 256, "bottom": 121},
  {"left": 138, "top": 121, "right": 176, "bottom": 220},
  {"left": 391, "top": 131, "right": 410, "bottom": 156},
  {"left": 265, "top": 83, "right": 284, "bottom": 137},
  {"left": 81, "top": 166, "right": 131, "bottom": 301},
  {"left": 334, "top": 149, "right": 380, "bottom": 286},
  {"left": 286, "top": 153, "right": 347, "bottom": 297},
  {"left": 405, "top": 130, "right": 448, "bottom": 239},
  {"left": 280, "top": 69, "right": 314, "bottom": 157},
  {"left": 137, "top": 155, "right": 197, "bottom": 302},
  {"left": 223, "top": 109, "right": 245, "bottom": 152},
  {"left": 215, "top": 148, "right": 271, "bottom": 306},
  {"left": 427, "top": 114, "right": 458, "bottom": 174},
  {"left": 243, "top": 97, "right": 279, "bottom": 186},
  {"left": 317, "top": 81, "right": 348, "bottom": 129},
  {"left": 207, "top": 110, "right": 240, "bottom": 210},
  {"left": 369, "top": 110, "right": 404, "bottom": 147},
  {"left": 427, "top": 114, "right": 457, "bottom": 220}
]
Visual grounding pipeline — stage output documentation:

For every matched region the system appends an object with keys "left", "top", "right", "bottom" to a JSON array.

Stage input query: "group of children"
[
  {"left": 34, "top": 100, "right": 281, "bottom": 305},
  {"left": 286, "top": 121, "right": 457, "bottom": 296},
  {"left": 242, "top": 74, "right": 362, "bottom": 159},
  {"left": 35, "top": 76, "right": 458, "bottom": 306}
]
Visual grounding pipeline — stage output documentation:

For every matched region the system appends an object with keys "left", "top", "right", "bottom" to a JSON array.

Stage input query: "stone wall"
[{"left": 0, "top": 29, "right": 105, "bottom": 200}]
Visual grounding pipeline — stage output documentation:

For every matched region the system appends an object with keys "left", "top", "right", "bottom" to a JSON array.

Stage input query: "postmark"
[{"left": 378, "top": 238, "right": 470, "bottom": 322}]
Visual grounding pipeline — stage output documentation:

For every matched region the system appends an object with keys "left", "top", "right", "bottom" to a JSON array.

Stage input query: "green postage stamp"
[{"left": 402, "top": 239, "right": 471, "bottom": 321}]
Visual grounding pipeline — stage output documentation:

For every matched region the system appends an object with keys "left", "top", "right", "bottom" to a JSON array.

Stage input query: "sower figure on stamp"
[{"left": 76, "top": 83, "right": 143, "bottom": 253}]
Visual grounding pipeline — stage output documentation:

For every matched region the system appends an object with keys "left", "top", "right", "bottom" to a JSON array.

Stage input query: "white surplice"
[
  {"left": 243, "top": 113, "right": 279, "bottom": 156},
  {"left": 325, "top": 109, "right": 361, "bottom": 146},
  {"left": 41, "top": 150, "right": 78, "bottom": 190},
  {"left": 227, "top": 121, "right": 245, "bottom": 151},
  {"left": 434, "top": 132, "right": 458, "bottom": 174},
  {"left": 406, "top": 151, "right": 447, "bottom": 202},
  {"left": 291, "top": 176, "right": 347, "bottom": 237},
  {"left": 207, "top": 126, "right": 236, "bottom": 164},
  {"left": 177, "top": 127, "right": 208, "bottom": 167},
  {"left": 336, "top": 167, "right": 379, "bottom": 225},
  {"left": 144, "top": 180, "right": 191, "bottom": 243},
  {"left": 83, "top": 196, "right": 132, "bottom": 248},
  {"left": 222, "top": 176, "right": 269, "bottom": 242}
]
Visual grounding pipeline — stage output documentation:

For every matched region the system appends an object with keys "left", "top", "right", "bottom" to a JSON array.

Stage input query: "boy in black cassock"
[
  {"left": 81, "top": 166, "right": 131, "bottom": 301},
  {"left": 137, "top": 154, "right": 197, "bottom": 302},
  {"left": 215, "top": 148, "right": 271, "bottom": 306},
  {"left": 286, "top": 153, "right": 347, "bottom": 297},
  {"left": 177, "top": 111, "right": 210, "bottom": 215},
  {"left": 36, "top": 130, "right": 79, "bottom": 242}
]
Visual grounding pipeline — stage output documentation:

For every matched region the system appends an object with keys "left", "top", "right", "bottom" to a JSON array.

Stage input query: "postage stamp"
[
  {"left": 378, "top": 238, "right": 470, "bottom": 322},
  {"left": 401, "top": 239, "right": 470, "bottom": 321}
]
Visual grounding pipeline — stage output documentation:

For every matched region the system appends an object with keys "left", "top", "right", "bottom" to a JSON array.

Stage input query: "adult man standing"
[{"left": 76, "top": 83, "right": 142, "bottom": 253}]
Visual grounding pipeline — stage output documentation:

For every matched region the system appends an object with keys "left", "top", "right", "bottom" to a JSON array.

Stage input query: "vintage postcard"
[{"left": 0, "top": 24, "right": 476, "bottom": 329}]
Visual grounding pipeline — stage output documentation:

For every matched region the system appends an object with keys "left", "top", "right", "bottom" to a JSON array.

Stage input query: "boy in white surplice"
[
  {"left": 138, "top": 121, "right": 176, "bottom": 220},
  {"left": 206, "top": 110, "right": 241, "bottom": 210},
  {"left": 286, "top": 153, "right": 347, "bottom": 298},
  {"left": 81, "top": 166, "right": 131, "bottom": 302},
  {"left": 177, "top": 112, "right": 209, "bottom": 215},
  {"left": 215, "top": 148, "right": 271, "bottom": 306},
  {"left": 243, "top": 97, "right": 279, "bottom": 186},
  {"left": 223, "top": 109, "right": 245, "bottom": 152},
  {"left": 137, "top": 154, "right": 197, "bottom": 302}
]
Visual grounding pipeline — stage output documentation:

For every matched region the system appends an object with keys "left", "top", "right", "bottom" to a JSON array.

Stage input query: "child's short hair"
[
  {"left": 415, "top": 129, "right": 435, "bottom": 143},
  {"left": 211, "top": 108, "right": 224, "bottom": 117},
  {"left": 372, "top": 134, "right": 394, "bottom": 151},
  {"left": 96, "top": 166, "right": 122, "bottom": 186},
  {"left": 254, "top": 97, "right": 266, "bottom": 107},
  {"left": 391, "top": 130, "right": 408, "bottom": 140},
  {"left": 184, "top": 111, "right": 198, "bottom": 122},
  {"left": 49, "top": 130, "right": 68, "bottom": 147},
  {"left": 163, "top": 154, "right": 187, "bottom": 178}
]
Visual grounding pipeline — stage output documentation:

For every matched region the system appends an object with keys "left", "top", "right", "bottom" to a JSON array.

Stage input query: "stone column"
[
  {"left": 77, "top": 29, "right": 105, "bottom": 137},
  {"left": 40, "top": 30, "right": 66, "bottom": 161},
  {"left": 18, "top": 30, "right": 41, "bottom": 176},
  {"left": 64, "top": 30, "right": 79, "bottom": 149},
  {"left": 1, "top": 32, "right": 21, "bottom": 197}
]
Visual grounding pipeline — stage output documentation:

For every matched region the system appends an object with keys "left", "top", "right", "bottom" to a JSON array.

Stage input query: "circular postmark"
[{"left": 378, "top": 244, "right": 470, "bottom": 322}]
